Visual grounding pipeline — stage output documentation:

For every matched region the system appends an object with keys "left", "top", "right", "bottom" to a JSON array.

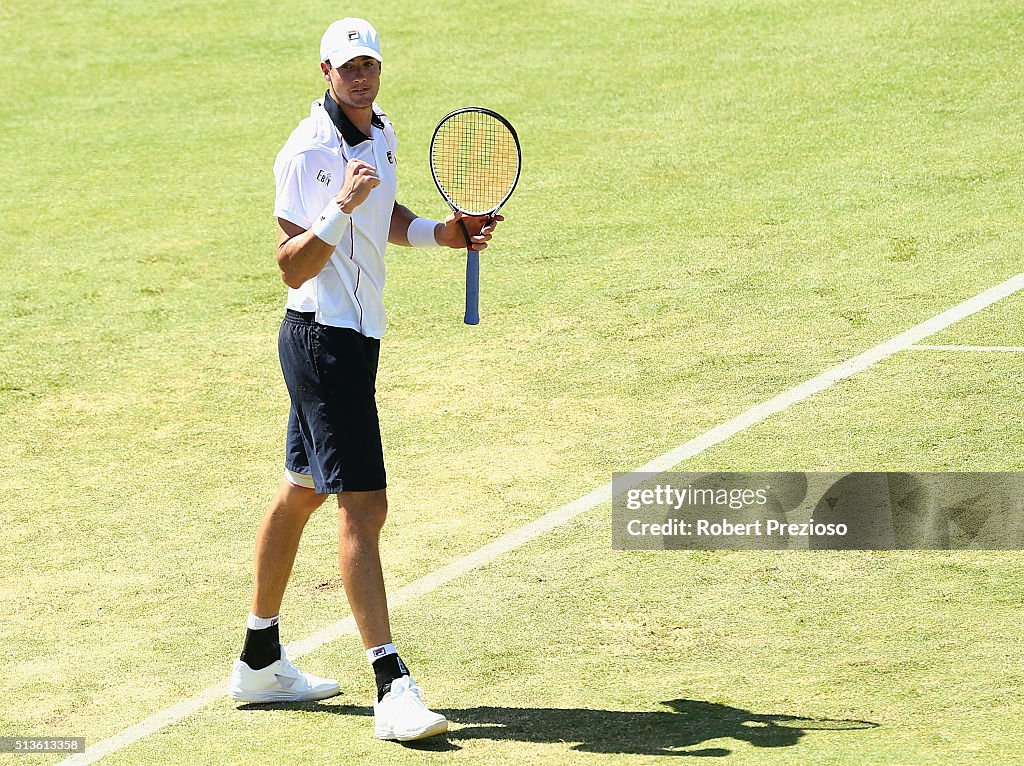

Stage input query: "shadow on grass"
[{"left": 240, "top": 697, "right": 878, "bottom": 756}]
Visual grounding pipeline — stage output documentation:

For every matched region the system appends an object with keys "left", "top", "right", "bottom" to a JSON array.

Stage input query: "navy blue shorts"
[{"left": 278, "top": 310, "right": 386, "bottom": 494}]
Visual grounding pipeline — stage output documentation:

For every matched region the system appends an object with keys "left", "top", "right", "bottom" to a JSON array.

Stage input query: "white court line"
[
  {"left": 909, "top": 344, "right": 1024, "bottom": 352},
  {"left": 60, "top": 271, "right": 1024, "bottom": 766}
]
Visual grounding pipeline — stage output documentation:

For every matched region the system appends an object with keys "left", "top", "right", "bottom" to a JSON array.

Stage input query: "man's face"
[{"left": 323, "top": 55, "right": 381, "bottom": 109}]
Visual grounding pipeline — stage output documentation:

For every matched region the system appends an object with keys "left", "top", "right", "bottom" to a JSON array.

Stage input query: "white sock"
[
  {"left": 247, "top": 612, "right": 280, "bottom": 630},
  {"left": 366, "top": 642, "right": 398, "bottom": 664}
]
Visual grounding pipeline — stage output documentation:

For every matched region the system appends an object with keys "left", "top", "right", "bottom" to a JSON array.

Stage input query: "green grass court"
[{"left": 2, "top": 0, "right": 1023, "bottom": 763}]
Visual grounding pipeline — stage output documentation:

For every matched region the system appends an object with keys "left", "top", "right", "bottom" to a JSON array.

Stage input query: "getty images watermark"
[{"left": 611, "top": 473, "right": 1024, "bottom": 550}]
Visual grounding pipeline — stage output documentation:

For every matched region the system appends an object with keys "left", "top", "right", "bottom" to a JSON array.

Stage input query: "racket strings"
[{"left": 432, "top": 111, "right": 518, "bottom": 215}]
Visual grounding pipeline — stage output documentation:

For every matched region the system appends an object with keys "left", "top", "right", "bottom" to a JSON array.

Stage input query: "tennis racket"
[{"left": 429, "top": 107, "right": 521, "bottom": 325}]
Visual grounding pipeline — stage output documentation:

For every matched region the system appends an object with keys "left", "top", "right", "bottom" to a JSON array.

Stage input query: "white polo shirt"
[{"left": 273, "top": 94, "right": 398, "bottom": 339}]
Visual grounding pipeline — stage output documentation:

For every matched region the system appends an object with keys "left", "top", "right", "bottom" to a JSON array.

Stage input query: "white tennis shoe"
[
  {"left": 374, "top": 676, "right": 448, "bottom": 741},
  {"left": 228, "top": 645, "right": 341, "bottom": 703}
]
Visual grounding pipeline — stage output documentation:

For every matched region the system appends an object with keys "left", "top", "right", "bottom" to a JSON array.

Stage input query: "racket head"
[{"left": 429, "top": 107, "right": 521, "bottom": 217}]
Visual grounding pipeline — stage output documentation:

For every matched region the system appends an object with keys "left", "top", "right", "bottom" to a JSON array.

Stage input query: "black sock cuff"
[
  {"left": 373, "top": 653, "right": 409, "bottom": 700},
  {"left": 240, "top": 624, "right": 281, "bottom": 670}
]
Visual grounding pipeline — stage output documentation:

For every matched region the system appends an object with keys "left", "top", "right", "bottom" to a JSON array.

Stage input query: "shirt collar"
[{"left": 323, "top": 90, "right": 384, "bottom": 146}]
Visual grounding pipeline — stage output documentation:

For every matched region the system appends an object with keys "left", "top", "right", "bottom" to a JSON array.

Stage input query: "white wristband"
[
  {"left": 407, "top": 217, "right": 442, "bottom": 248},
  {"left": 311, "top": 202, "right": 351, "bottom": 246}
]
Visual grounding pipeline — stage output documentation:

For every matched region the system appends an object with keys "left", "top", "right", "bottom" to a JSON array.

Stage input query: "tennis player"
[{"left": 226, "top": 18, "right": 501, "bottom": 742}]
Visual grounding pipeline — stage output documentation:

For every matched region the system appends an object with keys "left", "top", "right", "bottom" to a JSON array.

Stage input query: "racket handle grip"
[{"left": 464, "top": 248, "right": 480, "bottom": 325}]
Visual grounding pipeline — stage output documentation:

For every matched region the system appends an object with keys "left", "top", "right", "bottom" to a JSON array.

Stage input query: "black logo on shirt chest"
[
  {"left": 316, "top": 169, "right": 332, "bottom": 186},
  {"left": 386, "top": 151, "right": 394, "bottom": 165}
]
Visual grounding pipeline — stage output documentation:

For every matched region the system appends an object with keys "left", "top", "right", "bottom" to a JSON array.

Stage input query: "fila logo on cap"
[{"left": 347, "top": 30, "right": 359, "bottom": 41}]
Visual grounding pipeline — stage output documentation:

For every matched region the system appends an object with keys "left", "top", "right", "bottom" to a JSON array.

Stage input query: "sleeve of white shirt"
[{"left": 274, "top": 150, "right": 330, "bottom": 230}]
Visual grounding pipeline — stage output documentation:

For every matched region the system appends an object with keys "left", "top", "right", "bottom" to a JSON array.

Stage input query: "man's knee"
[
  {"left": 338, "top": 489, "right": 388, "bottom": 537},
  {"left": 275, "top": 480, "right": 330, "bottom": 515}
]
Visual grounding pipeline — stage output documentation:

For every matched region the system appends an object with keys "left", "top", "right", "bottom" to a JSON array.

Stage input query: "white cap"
[{"left": 320, "top": 18, "right": 382, "bottom": 66}]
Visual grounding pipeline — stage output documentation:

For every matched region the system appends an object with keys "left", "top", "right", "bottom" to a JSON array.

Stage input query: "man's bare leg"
[
  {"left": 251, "top": 479, "right": 329, "bottom": 618},
  {"left": 342, "top": 489, "right": 448, "bottom": 739},
  {"left": 229, "top": 478, "right": 340, "bottom": 703},
  {"left": 337, "top": 488, "right": 392, "bottom": 648}
]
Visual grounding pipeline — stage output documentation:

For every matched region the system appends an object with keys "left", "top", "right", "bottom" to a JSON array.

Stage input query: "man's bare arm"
[
  {"left": 275, "top": 219, "right": 336, "bottom": 289},
  {"left": 387, "top": 201, "right": 502, "bottom": 250}
]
